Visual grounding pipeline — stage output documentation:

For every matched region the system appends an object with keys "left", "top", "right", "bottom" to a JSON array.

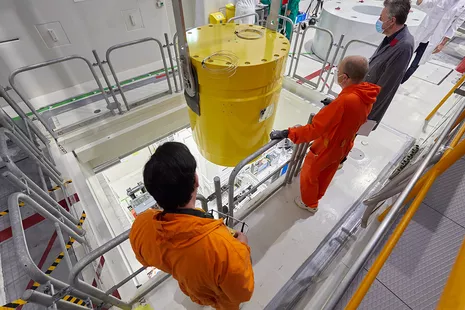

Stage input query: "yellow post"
[
  {"left": 425, "top": 74, "right": 465, "bottom": 121},
  {"left": 436, "top": 238, "right": 465, "bottom": 310}
]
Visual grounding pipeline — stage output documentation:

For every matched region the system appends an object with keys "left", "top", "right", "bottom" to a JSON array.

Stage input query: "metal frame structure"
[
  {"left": 324, "top": 98, "right": 465, "bottom": 309},
  {"left": 326, "top": 39, "right": 378, "bottom": 96},
  {"left": 9, "top": 55, "right": 115, "bottom": 140},
  {"left": 291, "top": 25, "right": 335, "bottom": 90},
  {"left": 227, "top": 12, "right": 260, "bottom": 24},
  {"left": 105, "top": 36, "right": 173, "bottom": 111}
]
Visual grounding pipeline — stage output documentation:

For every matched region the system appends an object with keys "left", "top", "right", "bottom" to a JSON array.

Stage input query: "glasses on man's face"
[{"left": 334, "top": 68, "right": 350, "bottom": 78}]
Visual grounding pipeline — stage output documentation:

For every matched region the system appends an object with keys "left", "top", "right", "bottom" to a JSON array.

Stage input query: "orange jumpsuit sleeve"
[
  {"left": 288, "top": 98, "right": 345, "bottom": 144},
  {"left": 218, "top": 237, "right": 254, "bottom": 306}
]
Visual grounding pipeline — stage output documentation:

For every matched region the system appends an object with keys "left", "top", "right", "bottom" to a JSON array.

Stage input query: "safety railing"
[
  {"left": 9, "top": 55, "right": 116, "bottom": 140},
  {"left": 290, "top": 25, "right": 335, "bottom": 91},
  {"left": 323, "top": 96, "right": 465, "bottom": 309},
  {"left": 8, "top": 193, "right": 92, "bottom": 307},
  {"left": 326, "top": 39, "right": 378, "bottom": 96},
  {"left": 105, "top": 36, "right": 174, "bottom": 111},
  {"left": 227, "top": 12, "right": 260, "bottom": 24}
]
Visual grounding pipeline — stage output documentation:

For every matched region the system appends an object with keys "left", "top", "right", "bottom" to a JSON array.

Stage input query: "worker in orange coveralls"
[
  {"left": 270, "top": 56, "right": 380, "bottom": 212},
  {"left": 129, "top": 142, "right": 254, "bottom": 310}
]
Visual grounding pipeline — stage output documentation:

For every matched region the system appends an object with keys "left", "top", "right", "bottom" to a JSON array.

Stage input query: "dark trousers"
[{"left": 401, "top": 41, "right": 429, "bottom": 84}]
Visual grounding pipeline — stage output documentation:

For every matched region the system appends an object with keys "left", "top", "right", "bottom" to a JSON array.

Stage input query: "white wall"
[{"left": 0, "top": 0, "right": 195, "bottom": 105}]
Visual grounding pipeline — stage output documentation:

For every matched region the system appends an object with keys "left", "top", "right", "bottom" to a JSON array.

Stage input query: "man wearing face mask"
[
  {"left": 366, "top": 0, "right": 414, "bottom": 127},
  {"left": 269, "top": 56, "right": 380, "bottom": 212}
]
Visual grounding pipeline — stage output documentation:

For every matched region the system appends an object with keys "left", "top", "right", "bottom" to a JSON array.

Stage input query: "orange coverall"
[
  {"left": 288, "top": 82, "right": 380, "bottom": 208},
  {"left": 129, "top": 209, "right": 254, "bottom": 309}
]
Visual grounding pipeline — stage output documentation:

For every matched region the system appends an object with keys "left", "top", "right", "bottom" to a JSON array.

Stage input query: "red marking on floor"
[
  {"left": 0, "top": 193, "right": 80, "bottom": 243},
  {"left": 57, "top": 193, "right": 80, "bottom": 211},
  {"left": 0, "top": 213, "right": 45, "bottom": 242},
  {"left": 19, "top": 231, "right": 58, "bottom": 310},
  {"left": 297, "top": 65, "right": 331, "bottom": 85}
]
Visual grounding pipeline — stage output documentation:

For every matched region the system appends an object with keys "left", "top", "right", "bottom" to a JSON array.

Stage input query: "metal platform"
[{"left": 335, "top": 156, "right": 465, "bottom": 310}]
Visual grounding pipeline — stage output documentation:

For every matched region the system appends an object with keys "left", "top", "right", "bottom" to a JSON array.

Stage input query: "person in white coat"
[
  {"left": 402, "top": 0, "right": 465, "bottom": 83},
  {"left": 235, "top": 0, "right": 258, "bottom": 24}
]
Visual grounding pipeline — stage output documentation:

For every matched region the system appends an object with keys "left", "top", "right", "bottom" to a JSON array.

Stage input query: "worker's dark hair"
[
  {"left": 143, "top": 142, "right": 197, "bottom": 211},
  {"left": 384, "top": 0, "right": 411, "bottom": 25},
  {"left": 343, "top": 56, "right": 369, "bottom": 84}
]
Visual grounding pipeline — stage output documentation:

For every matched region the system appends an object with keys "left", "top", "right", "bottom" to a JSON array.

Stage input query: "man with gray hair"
[{"left": 367, "top": 0, "right": 414, "bottom": 127}]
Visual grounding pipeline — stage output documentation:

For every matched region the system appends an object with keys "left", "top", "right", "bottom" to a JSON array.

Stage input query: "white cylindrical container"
[{"left": 310, "top": 0, "right": 426, "bottom": 63}]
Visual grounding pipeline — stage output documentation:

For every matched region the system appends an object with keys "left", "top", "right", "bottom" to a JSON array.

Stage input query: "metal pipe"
[
  {"left": 172, "top": 33, "right": 183, "bottom": 92},
  {"left": 327, "top": 39, "right": 378, "bottom": 94},
  {"left": 287, "top": 28, "right": 300, "bottom": 76},
  {"left": 9, "top": 55, "right": 113, "bottom": 138},
  {"left": 8, "top": 193, "right": 99, "bottom": 305},
  {"left": 294, "top": 142, "right": 310, "bottom": 177},
  {"left": 9, "top": 193, "right": 85, "bottom": 243},
  {"left": 54, "top": 222, "right": 74, "bottom": 271},
  {"left": 1, "top": 127, "right": 60, "bottom": 178},
  {"left": 278, "top": 15, "right": 294, "bottom": 44},
  {"left": 106, "top": 37, "right": 173, "bottom": 110},
  {"left": 69, "top": 230, "right": 132, "bottom": 309},
  {"left": 284, "top": 143, "right": 299, "bottom": 184},
  {"left": 0, "top": 117, "right": 58, "bottom": 173},
  {"left": 321, "top": 34, "right": 344, "bottom": 93},
  {"left": 227, "top": 12, "right": 260, "bottom": 24},
  {"left": 0, "top": 88, "right": 30, "bottom": 138},
  {"left": 22, "top": 290, "right": 89, "bottom": 310},
  {"left": 0, "top": 128, "right": 62, "bottom": 184},
  {"left": 236, "top": 160, "right": 290, "bottom": 205},
  {"left": 92, "top": 50, "right": 123, "bottom": 114},
  {"left": 227, "top": 139, "right": 283, "bottom": 227},
  {"left": 196, "top": 193, "right": 208, "bottom": 212},
  {"left": 214, "top": 176, "right": 223, "bottom": 213},
  {"left": 3, "top": 172, "right": 83, "bottom": 232},
  {"left": 0, "top": 86, "right": 49, "bottom": 144},
  {"left": 2, "top": 160, "right": 79, "bottom": 225},
  {"left": 294, "top": 26, "right": 334, "bottom": 89},
  {"left": 105, "top": 266, "right": 146, "bottom": 296},
  {"left": 287, "top": 144, "right": 304, "bottom": 184},
  {"left": 323, "top": 100, "right": 465, "bottom": 310},
  {"left": 164, "top": 33, "right": 180, "bottom": 93}
]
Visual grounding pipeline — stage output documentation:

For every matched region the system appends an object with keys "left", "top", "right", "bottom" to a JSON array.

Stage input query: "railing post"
[{"left": 92, "top": 49, "right": 123, "bottom": 113}]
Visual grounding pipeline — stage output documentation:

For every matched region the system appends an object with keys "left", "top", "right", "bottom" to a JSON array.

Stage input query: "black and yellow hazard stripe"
[
  {"left": 0, "top": 202, "right": 25, "bottom": 217},
  {"left": 48, "top": 179, "right": 73, "bottom": 192},
  {"left": 1, "top": 299, "right": 27, "bottom": 309},
  {"left": 1, "top": 211, "right": 87, "bottom": 309}
]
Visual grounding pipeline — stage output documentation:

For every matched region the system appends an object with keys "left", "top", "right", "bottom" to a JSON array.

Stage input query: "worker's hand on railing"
[
  {"left": 321, "top": 97, "right": 334, "bottom": 106},
  {"left": 270, "top": 129, "right": 289, "bottom": 140},
  {"left": 234, "top": 231, "right": 249, "bottom": 245}
]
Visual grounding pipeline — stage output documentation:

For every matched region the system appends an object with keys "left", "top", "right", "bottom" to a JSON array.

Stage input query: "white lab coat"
[
  {"left": 235, "top": 0, "right": 257, "bottom": 24},
  {"left": 415, "top": 0, "right": 465, "bottom": 64}
]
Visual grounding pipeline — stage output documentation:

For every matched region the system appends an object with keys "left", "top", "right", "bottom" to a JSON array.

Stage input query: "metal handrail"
[
  {"left": 163, "top": 33, "right": 180, "bottom": 93},
  {"left": 22, "top": 290, "right": 89, "bottom": 310},
  {"left": 106, "top": 37, "right": 173, "bottom": 111},
  {"left": 323, "top": 99, "right": 465, "bottom": 309},
  {"left": 327, "top": 39, "right": 378, "bottom": 95},
  {"left": 0, "top": 86, "right": 47, "bottom": 144},
  {"left": 196, "top": 193, "right": 208, "bottom": 212},
  {"left": 227, "top": 12, "right": 260, "bottom": 24},
  {"left": 227, "top": 138, "right": 284, "bottom": 226},
  {"left": 9, "top": 55, "right": 114, "bottom": 139},
  {"left": 9, "top": 193, "right": 100, "bottom": 306},
  {"left": 278, "top": 14, "right": 295, "bottom": 43},
  {"left": 293, "top": 25, "right": 334, "bottom": 91},
  {"left": 0, "top": 128, "right": 62, "bottom": 184}
]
